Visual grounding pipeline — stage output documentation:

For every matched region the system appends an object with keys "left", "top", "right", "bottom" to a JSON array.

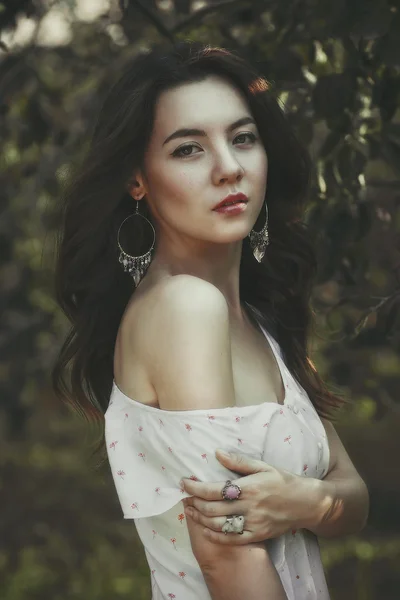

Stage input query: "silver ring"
[
  {"left": 221, "top": 479, "right": 242, "bottom": 501},
  {"left": 222, "top": 515, "right": 245, "bottom": 535}
]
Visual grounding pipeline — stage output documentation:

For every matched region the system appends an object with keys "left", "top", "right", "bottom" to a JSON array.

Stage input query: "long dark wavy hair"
[{"left": 52, "top": 40, "right": 348, "bottom": 467}]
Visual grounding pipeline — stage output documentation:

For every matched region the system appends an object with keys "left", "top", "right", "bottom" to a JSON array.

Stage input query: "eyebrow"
[{"left": 162, "top": 116, "right": 257, "bottom": 146}]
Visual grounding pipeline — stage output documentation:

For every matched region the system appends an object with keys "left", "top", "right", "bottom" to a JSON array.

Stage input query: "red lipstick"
[{"left": 213, "top": 193, "right": 248, "bottom": 210}]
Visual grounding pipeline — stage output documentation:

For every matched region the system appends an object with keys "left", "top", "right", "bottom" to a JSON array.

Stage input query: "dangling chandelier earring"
[
  {"left": 117, "top": 199, "right": 156, "bottom": 287},
  {"left": 248, "top": 201, "right": 270, "bottom": 262}
]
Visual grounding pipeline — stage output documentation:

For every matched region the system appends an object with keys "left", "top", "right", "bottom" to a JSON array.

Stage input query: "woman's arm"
[
  {"left": 185, "top": 506, "right": 286, "bottom": 599},
  {"left": 183, "top": 493, "right": 287, "bottom": 598},
  {"left": 202, "top": 543, "right": 287, "bottom": 600},
  {"left": 300, "top": 418, "right": 369, "bottom": 538},
  {"left": 145, "top": 276, "right": 286, "bottom": 597}
]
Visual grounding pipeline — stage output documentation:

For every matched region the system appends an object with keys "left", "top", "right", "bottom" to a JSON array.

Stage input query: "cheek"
[
  {"left": 146, "top": 163, "right": 203, "bottom": 214},
  {"left": 157, "top": 165, "right": 202, "bottom": 199},
  {"left": 257, "top": 150, "right": 268, "bottom": 175},
  {"left": 248, "top": 153, "right": 268, "bottom": 187}
]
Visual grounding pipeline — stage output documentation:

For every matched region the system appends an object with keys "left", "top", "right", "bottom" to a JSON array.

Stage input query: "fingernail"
[
  {"left": 185, "top": 507, "right": 193, "bottom": 516},
  {"left": 217, "top": 449, "right": 230, "bottom": 458}
]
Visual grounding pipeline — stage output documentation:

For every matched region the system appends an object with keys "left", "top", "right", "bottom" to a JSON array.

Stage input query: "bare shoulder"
[
  {"left": 157, "top": 274, "right": 230, "bottom": 319},
  {"left": 132, "top": 274, "right": 230, "bottom": 333},
  {"left": 141, "top": 275, "right": 236, "bottom": 411}
]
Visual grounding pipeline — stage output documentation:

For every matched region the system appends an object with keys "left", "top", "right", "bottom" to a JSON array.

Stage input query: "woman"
[{"left": 52, "top": 41, "right": 369, "bottom": 599}]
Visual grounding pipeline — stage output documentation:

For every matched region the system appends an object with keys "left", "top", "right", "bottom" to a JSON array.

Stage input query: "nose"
[{"left": 212, "top": 147, "right": 244, "bottom": 186}]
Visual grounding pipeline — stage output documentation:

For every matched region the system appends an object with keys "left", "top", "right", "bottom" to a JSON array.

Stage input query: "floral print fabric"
[{"left": 105, "top": 322, "right": 331, "bottom": 599}]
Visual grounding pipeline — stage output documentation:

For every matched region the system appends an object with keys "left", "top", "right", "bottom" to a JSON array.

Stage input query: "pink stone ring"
[{"left": 221, "top": 479, "right": 242, "bottom": 501}]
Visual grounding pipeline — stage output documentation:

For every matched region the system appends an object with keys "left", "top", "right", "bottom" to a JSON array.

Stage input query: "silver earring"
[
  {"left": 117, "top": 200, "right": 156, "bottom": 287},
  {"left": 248, "top": 201, "right": 270, "bottom": 262}
]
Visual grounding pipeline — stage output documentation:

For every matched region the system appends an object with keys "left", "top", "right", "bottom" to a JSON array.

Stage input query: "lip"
[
  {"left": 213, "top": 202, "right": 247, "bottom": 216},
  {"left": 213, "top": 192, "right": 248, "bottom": 210}
]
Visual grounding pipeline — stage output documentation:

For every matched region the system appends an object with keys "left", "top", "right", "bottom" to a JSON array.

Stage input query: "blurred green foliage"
[{"left": 1, "top": 0, "right": 400, "bottom": 598}]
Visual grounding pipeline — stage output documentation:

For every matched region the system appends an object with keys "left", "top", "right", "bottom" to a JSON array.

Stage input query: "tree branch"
[{"left": 321, "top": 289, "right": 400, "bottom": 342}]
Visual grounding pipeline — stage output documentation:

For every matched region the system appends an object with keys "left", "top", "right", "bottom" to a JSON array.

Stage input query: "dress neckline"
[{"left": 111, "top": 307, "right": 288, "bottom": 415}]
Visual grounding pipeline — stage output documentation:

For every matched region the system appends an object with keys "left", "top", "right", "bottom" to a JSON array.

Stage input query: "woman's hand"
[{"left": 182, "top": 449, "right": 322, "bottom": 546}]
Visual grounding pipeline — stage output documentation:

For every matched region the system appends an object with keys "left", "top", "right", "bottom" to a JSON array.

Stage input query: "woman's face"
[{"left": 135, "top": 75, "right": 268, "bottom": 255}]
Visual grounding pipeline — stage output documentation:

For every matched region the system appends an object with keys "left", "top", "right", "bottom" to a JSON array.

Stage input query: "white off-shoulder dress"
[{"left": 105, "top": 309, "right": 331, "bottom": 599}]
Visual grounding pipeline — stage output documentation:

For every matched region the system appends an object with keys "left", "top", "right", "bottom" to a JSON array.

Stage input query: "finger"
[
  {"left": 215, "top": 449, "right": 271, "bottom": 474},
  {"left": 181, "top": 478, "right": 234, "bottom": 501},
  {"left": 203, "top": 525, "right": 254, "bottom": 546},
  {"left": 185, "top": 510, "right": 254, "bottom": 545},
  {"left": 181, "top": 458, "right": 270, "bottom": 500},
  {"left": 190, "top": 496, "right": 246, "bottom": 518},
  {"left": 184, "top": 507, "right": 230, "bottom": 532}
]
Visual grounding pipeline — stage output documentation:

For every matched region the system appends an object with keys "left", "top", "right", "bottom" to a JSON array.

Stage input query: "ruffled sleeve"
[{"left": 105, "top": 393, "right": 277, "bottom": 519}]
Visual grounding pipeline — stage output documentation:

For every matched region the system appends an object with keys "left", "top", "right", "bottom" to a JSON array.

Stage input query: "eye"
[
  {"left": 234, "top": 132, "right": 257, "bottom": 144},
  {"left": 172, "top": 144, "right": 202, "bottom": 158}
]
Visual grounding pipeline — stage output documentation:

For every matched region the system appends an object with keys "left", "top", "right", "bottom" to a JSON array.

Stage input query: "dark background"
[{"left": 1, "top": 1, "right": 400, "bottom": 598}]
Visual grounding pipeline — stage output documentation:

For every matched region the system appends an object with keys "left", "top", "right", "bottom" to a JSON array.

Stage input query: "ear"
[{"left": 127, "top": 172, "right": 147, "bottom": 200}]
